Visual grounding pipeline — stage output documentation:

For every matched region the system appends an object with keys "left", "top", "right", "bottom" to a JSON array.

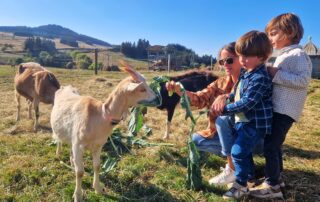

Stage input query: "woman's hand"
[
  {"left": 165, "top": 81, "right": 182, "bottom": 96},
  {"left": 267, "top": 66, "right": 278, "bottom": 79},
  {"left": 210, "top": 94, "right": 228, "bottom": 116}
]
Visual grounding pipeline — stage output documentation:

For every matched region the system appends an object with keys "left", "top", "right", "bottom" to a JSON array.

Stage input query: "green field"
[{"left": 0, "top": 65, "right": 319, "bottom": 201}]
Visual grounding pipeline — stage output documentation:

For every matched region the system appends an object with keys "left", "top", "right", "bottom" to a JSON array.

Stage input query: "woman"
[{"left": 166, "top": 42, "right": 263, "bottom": 186}]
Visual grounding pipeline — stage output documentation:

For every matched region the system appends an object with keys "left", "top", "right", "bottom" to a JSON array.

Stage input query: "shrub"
[
  {"left": 88, "top": 62, "right": 103, "bottom": 70},
  {"left": 75, "top": 54, "right": 92, "bottom": 69},
  {"left": 106, "top": 65, "right": 120, "bottom": 71},
  {"left": 65, "top": 61, "right": 75, "bottom": 69}
]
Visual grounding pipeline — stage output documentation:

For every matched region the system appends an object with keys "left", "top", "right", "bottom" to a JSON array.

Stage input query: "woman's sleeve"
[{"left": 188, "top": 76, "right": 231, "bottom": 109}]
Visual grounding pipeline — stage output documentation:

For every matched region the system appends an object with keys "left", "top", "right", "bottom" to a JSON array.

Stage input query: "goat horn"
[
  {"left": 118, "top": 60, "right": 140, "bottom": 81},
  {"left": 118, "top": 60, "right": 133, "bottom": 71}
]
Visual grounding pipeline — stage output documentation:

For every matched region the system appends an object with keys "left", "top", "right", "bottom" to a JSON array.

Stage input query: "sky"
[{"left": 1, "top": 0, "right": 319, "bottom": 56}]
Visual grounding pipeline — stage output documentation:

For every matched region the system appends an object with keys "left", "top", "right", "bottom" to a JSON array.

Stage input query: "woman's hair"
[
  {"left": 218, "top": 42, "right": 236, "bottom": 59},
  {"left": 235, "top": 30, "right": 272, "bottom": 62},
  {"left": 265, "top": 13, "right": 304, "bottom": 44}
]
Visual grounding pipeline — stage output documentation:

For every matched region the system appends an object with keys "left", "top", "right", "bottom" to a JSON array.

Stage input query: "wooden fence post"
[{"left": 94, "top": 48, "right": 98, "bottom": 75}]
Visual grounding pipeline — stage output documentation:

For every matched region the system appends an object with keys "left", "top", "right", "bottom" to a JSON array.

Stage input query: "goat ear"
[
  {"left": 18, "top": 65, "right": 25, "bottom": 74},
  {"left": 118, "top": 60, "right": 144, "bottom": 82},
  {"left": 127, "top": 82, "right": 143, "bottom": 92}
]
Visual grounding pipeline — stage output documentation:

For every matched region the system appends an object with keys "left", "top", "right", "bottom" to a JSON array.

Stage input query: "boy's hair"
[
  {"left": 235, "top": 30, "right": 272, "bottom": 62},
  {"left": 265, "top": 13, "right": 304, "bottom": 44},
  {"left": 218, "top": 42, "right": 236, "bottom": 59}
]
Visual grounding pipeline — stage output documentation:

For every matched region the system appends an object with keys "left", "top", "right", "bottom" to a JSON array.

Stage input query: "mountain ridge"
[{"left": 0, "top": 24, "right": 111, "bottom": 47}]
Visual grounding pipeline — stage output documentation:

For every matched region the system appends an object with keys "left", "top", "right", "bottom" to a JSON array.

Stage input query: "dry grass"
[{"left": 0, "top": 65, "right": 319, "bottom": 201}]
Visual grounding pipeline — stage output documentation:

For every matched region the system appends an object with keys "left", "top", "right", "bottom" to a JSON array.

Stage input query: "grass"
[{"left": 0, "top": 65, "right": 319, "bottom": 201}]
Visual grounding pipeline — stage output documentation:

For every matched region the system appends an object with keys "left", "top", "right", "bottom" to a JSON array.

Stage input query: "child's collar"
[
  {"left": 241, "top": 64, "right": 265, "bottom": 78},
  {"left": 279, "top": 44, "right": 302, "bottom": 55}
]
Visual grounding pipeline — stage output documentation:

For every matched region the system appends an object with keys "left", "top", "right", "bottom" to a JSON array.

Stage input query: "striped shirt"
[
  {"left": 272, "top": 44, "right": 312, "bottom": 121},
  {"left": 224, "top": 64, "right": 273, "bottom": 134}
]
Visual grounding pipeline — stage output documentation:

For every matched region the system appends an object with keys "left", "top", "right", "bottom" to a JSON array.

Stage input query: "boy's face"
[
  {"left": 238, "top": 55, "right": 263, "bottom": 71},
  {"left": 268, "top": 28, "right": 291, "bottom": 50}
]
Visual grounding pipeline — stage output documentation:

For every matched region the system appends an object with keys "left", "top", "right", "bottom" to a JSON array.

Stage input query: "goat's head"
[
  {"left": 119, "top": 60, "right": 156, "bottom": 106},
  {"left": 31, "top": 71, "right": 60, "bottom": 104},
  {"left": 17, "top": 62, "right": 45, "bottom": 74},
  {"left": 57, "top": 85, "right": 80, "bottom": 95}
]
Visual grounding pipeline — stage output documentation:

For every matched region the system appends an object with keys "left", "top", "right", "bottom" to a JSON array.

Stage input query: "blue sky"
[{"left": 1, "top": 0, "right": 319, "bottom": 56}]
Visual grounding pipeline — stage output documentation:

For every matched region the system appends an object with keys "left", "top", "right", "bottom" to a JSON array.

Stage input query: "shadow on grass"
[
  {"left": 283, "top": 144, "right": 320, "bottom": 159},
  {"left": 281, "top": 169, "right": 320, "bottom": 201},
  {"left": 101, "top": 174, "right": 179, "bottom": 202},
  {"left": 157, "top": 147, "right": 227, "bottom": 171},
  {"left": 3, "top": 123, "right": 52, "bottom": 135},
  {"left": 201, "top": 168, "right": 320, "bottom": 202},
  {"left": 158, "top": 147, "right": 188, "bottom": 167},
  {"left": 37, "top": 125, "right": 52, "bottom": 133}
]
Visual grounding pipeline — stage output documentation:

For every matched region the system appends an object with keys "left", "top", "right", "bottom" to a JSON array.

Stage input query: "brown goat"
[{"left": 14, "top": 62, "right": 60, "bottom": 131}]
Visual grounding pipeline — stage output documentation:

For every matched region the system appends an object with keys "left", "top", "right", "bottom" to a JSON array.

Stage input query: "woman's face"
[{"left": 219, "top": 49, "right": 241, "bottom": 77}]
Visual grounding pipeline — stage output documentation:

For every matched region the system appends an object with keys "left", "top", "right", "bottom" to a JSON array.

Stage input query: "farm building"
[{"left": 303, "top": 37, "right": 320, "bottom": 78}]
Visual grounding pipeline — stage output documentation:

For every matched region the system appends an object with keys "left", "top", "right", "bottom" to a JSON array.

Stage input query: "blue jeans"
[
  {"left": 192, "top": 116, "right": 264, "bottom": 156},
  {"left": 192, "top": 116, "right": 264, "bottom": 181},
  {"left": 192, "top": 131, "right": 222, "bottom": 155},
  {"left": 232, "top": 123, "right": 265, "bottom": 186}
]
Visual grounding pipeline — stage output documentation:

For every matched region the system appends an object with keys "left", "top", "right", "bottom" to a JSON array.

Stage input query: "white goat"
[{"left": 50, "top": 61, "right": 156, "bottom": 202}]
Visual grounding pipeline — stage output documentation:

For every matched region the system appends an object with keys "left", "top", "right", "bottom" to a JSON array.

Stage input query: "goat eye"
[{"left": 140, "top": 88, "right": 147, "bottom": 92}]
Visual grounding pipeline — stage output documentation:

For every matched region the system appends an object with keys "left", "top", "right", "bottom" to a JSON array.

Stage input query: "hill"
[
  {"left": 0, "top": 24, "right": 111, "bottom": 47},
  {"left": 0, "top": 31, "right": 149, "bottom": 69}
]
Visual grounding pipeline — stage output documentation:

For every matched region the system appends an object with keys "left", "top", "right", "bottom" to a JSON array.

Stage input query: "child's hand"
[
  {"left": 210, "top": 94, "right": 228, "bottom": 115},
  {"left": 165, "top": 81, "right": 182, "bottom": 96},
  {"left": 267, "top": 66, "right": 278, "bottom": 78}
]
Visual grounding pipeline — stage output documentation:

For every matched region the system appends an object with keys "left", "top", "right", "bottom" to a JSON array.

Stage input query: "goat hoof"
[
  {"left": 33, "top": 125, "right": 39, "bottom": 132},
  {"left": 73, "top": 191, "right": 83, "bottom": 202},
  {"left": 70, "top": 159, "right": 74, "bottom": 168},
  {"left": 162, "top": 135, "right": 170, "bottom": 140},
  {"left": 94, "top": 186, "right": 106, "bottom": 194}
]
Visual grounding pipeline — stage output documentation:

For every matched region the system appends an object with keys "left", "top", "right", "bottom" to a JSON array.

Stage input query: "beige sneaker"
[
  {"left": 209, "top": 164, "right": 235, "bottom": 186},
  {"left": 279, "top": 177, "right": 285, "bottom": 188},
  {"left": 223, "top": 181, "right": 249, "bottom": 199},
  {"left": 250, "top": 182, "right": 283, "bottom": 199}
]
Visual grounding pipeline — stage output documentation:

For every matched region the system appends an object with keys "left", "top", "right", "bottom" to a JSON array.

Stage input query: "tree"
[
  {"left": 38, "top": 51, "right": 53, "bottom": 66},
  {"left": 66, "top": 61, "right": 76, "bottom": 69},
  {"left": 136, "top": 39, "right": 150, "bottom": 59},
  {"left": 15, "top": 58, "right": 24, "bottom": 64},
  {"left": 23, "top": 37, "right": 56, "bottom": 56},
  {"left": 60, "top": 37, "right": 79, "bottom": 47},
  {"left": 120, "top": 39, "right": 150, "bottom": 59},
  {"left": 75, "top": 54, "right": 92, "bottom": 69},
  {"left": 51, "top": 52, "right": 73, "bottom": 67},
  {"left": 88, "top": 62, "right": 103, "bottom": 70}
]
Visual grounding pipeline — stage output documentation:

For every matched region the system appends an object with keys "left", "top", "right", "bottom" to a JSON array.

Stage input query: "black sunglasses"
[{"left": 218, "top": 57, "right": 234, "bottom": 66}]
